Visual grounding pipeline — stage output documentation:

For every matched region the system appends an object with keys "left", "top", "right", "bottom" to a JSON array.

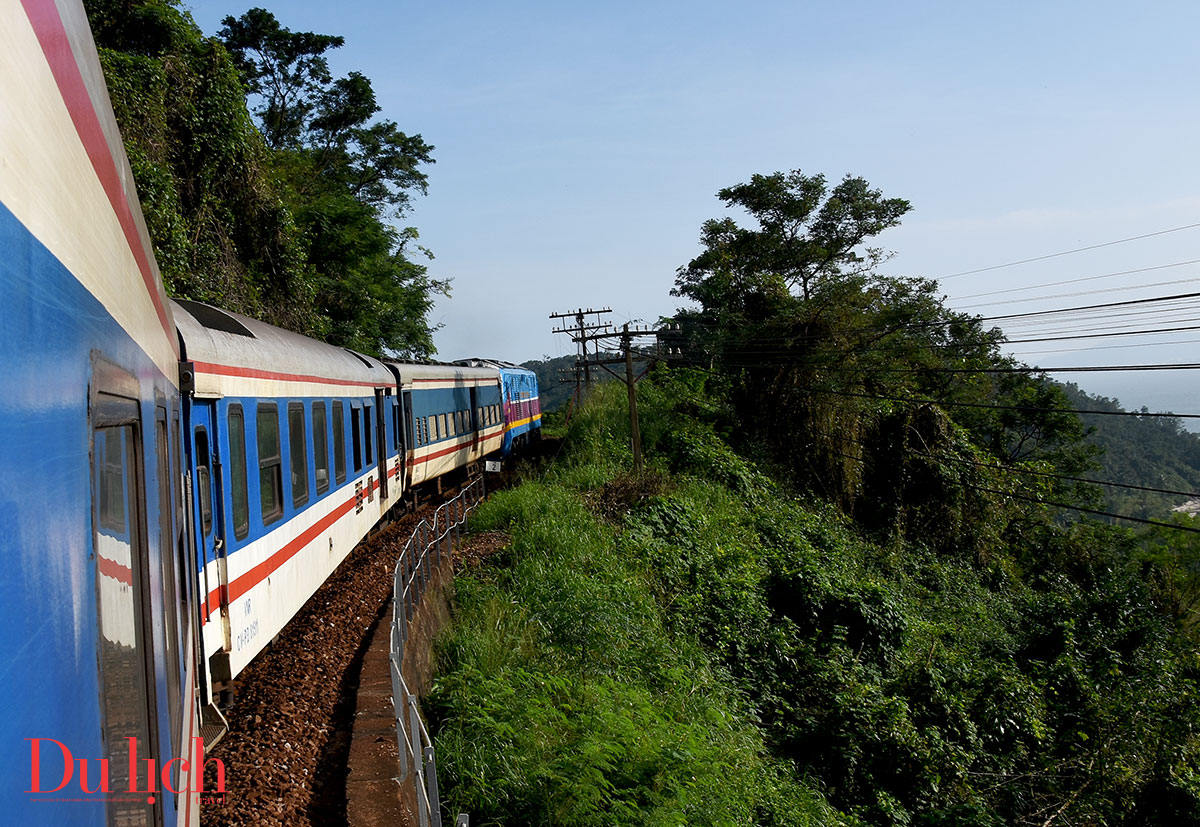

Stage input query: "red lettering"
[
  {"left": 26, "top": 738, "right": 73, "bottom": 793},
  {"left": 161, "top": 758, "right": 188, "bottom": 795},
  {"left": 78, "top": 757, "right": 111, "bottom": 793},
  {"left": 191, "top": 736, "right": 225, "bottom": 793},
  {"left": 125, "top": 737, "right": 156, "bottom": 793}
]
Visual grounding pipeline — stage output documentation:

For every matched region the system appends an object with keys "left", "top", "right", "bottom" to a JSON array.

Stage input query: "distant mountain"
[
  {"left": 523, "top": 355, "right": 585, "bottom": 412},
  {"left": 523, "top": 353, "right": 654, "bottom": 413},
  {"left": 1060, "top": 382, "right": 1200, "bottom": 520}
]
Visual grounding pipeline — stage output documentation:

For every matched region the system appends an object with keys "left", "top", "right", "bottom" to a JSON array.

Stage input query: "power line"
[
  {"left": 961, "top": 483, "right": 1200, "bottom": 534},
  {"left": 936, "top": 222, "right": 1200, "bottom": 280},
  {"left": 954, "top": 276, "right": 1200, "bottom": 311},
  {"left": 827, "top": 448, "right": 1200, "bottom": 534},
  {"left": 800, "top": 386, "right": 1200, "bottom": 419},
  {"left": 911, "top": 449, "right": 1200, "bottom": 501},
  {"left": 951, "top": 258, "right": 1200, "bottom": 300}
]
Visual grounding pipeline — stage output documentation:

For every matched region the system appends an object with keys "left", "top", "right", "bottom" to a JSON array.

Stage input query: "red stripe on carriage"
[
  {"left": 412, "top": 431, "right": 502, "bottom": 465},
  {"left": 97, "top": 554, "right": 133, "bottom": 586},
  {"left": 191, "top": 360, "right": 395, "bottom": 389},
  {"left": 19, "top": 0, "right": 178, "bottom": 356},
  {"left": 202, "top": 475, "right": 383, "bottom": 617}
]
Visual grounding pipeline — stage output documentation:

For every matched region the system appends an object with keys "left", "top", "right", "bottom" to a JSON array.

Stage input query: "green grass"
[{"left": 428, "top": 481, "right": 843, "bottom": 826}]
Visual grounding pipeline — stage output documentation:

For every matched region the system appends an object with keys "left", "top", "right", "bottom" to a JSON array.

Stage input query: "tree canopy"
[{"left": 86, "top": 0, "right": 445, "bottom": 357}]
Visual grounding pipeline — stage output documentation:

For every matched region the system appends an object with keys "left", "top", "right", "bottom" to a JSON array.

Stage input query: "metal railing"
[{"left": 390, "top": 478, "right": 486, "bottom": 827}]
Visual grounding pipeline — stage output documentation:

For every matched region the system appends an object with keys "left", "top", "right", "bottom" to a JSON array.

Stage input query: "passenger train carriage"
[
  {"left": 1, "top": 1, "right": 540, "bottom": 823},
  {"left": 455, "top": 360, "right": 544, "bottom": 456},
  {"left": 172, "top": 299, "right": 402, "bottom": 693},
  {"left": 2, "top": 1, "right": 200, "bottom": 824}
]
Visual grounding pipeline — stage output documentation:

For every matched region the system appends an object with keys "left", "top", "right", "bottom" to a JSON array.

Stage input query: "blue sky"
[{"left": 185, "top": 1, "right": 1200, "bottom": 417}]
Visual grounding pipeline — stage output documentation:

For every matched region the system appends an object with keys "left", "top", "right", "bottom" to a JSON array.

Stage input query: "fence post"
[
  {"left": 424, "top": 744, "right": 443, "bottom": 827},
  {"left": 410, "top": 695, "right": 428, "bottom": 827}
]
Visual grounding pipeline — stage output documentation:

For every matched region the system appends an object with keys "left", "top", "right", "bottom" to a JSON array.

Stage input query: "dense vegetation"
[
  {"left": 1060, "top": 383, "right": 1200, "bottom": 519},
  {"left": 432, "top": 170, "right": 1200, "bottom": 825},
  {"left": 85, "top": 0, "right": 444, "bottom": 356}
]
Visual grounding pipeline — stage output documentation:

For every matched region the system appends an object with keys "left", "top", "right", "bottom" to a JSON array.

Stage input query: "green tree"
[
  {"left": 672, "top": 170, "right": 1099, "bottom": 548},
  {"left": 674, "top": 169, "right": 911, "bottom": 306},
  {"left": 218, "top": 7, "right": 445, "bottom": 356},
  {"left": 217, "top": 7, "right": 344, "bottom": 149}
]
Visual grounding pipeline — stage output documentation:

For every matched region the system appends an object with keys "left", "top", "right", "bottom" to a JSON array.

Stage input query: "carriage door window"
[
  {"left": 333, "top": 401, "right": 346, "bottom": 485},
  {"left": 228, "top": 405, "right": 250, "bottom": 539},
  {"left": 288, "top": 403, "right": 309, "bottom": 508},
  {"left": 195, "top": 428, "right": 213, "bottom": 537},
  {"left": 257, "top": 404, "right": 283, "bottom": 525},
  {"left": 91, "top": 394, "right": 156, "bottom": 826},
  {"left": 156, "top": 413, "right": 183, "bottom": 765},
  {"left": 313, "top": 402, "right": 329, "bottom": 495},
  {"left": 363, "top": 403, "right": 374, "bottom": 471},
  {"left": 351, "top": 406, "right": 363, "bottom": 473}
]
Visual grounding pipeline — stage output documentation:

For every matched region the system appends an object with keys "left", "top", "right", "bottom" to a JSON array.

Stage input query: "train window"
[
  {"left": 257, "top": 404, "right": 283, "bottom": 525},
  {"left": 364, "top": 403, "right": 374, "bottom": 466},
  {"left": 477, "top": 408, "right": 483, "bottom": 430},
  {"left": 333, "top": 401, "right": 346, "bottom": 484},
  {"left": 447, "top": 411, "right": 456, "bottom": 438},
  {"left": 90, "top": 400, "right": 154, "bottom": 825},
  {"left": 229, "top": 405, "right": 249, "bottom": 539},
  {"left": 194, "top": 429, "right": 212, "bottom": 535},
  {"left": 439, "top": 413, "right": 448, "bottom": 440},
  {"left": 99, "top": 430, "right": 126, "bottom": 532},
  {"left": 351, "top": 406, "right": 363, "bottom": 473},
  {"left": 428, "top": 414, "right": 436, "bottom": 442},
  {"left": 288, "top": 403, "right": 309, "bottom": 508},
  {"left": 313, "top": 402, "right": 329, "bottom": 495}
]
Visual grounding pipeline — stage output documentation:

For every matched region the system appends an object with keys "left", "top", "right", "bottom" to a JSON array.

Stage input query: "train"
[{"left": 0, "top": 3, "right": 540, "bottom": 824}]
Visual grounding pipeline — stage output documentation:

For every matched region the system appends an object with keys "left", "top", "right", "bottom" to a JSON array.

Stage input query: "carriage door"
[
  {"left": 90, "top": 369, "right": 161, "bottom": 826},
  {"left": 374, "top": 388, "right": 388, "bottom": 500},
  {"left": 469, "top": 385, "right": 479, "bottom": 458},
  {"left": 401, "top": 390, "right": 413, "bottom": 487},
  {"left": 189, "top": 403, "right": 231, "bottom": 660}
]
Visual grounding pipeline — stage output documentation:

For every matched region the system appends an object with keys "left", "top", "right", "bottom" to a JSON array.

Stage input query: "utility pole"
[
  {"left": 553, "top": 309, "right": 685, "bottom": 470},
  {"left": 622, "top": 324, "right": 643, "bottom": 471},
  {"left": 574, "top": 320, "right": 660, "bottom": 472},
  {"left": 549, "top": 307, "right": 612, "bottom": 402}
]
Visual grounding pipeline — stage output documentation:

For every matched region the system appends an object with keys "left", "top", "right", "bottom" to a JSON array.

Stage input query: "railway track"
[{"left": 200, "top": 488, "right": 466, "bottom": 827}]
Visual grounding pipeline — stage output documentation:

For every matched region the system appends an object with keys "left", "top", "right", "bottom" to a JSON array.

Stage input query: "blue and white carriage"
[
  {"left": 0, "top": 3, "right": 541, "bottom": 823},
  {"left": 1, "top": 2, "right": 199, "bottom": 823}
]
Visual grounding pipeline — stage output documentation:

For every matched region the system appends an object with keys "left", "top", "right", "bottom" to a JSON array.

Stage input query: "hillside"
[
  {"left": 431, "top": 372, "right": 1200, "bottom": 825},
  {"left": 1060, "top": 382, "right": 1200, "bottom": 519},
  {"left": 85, "top": 0, "right": 443, "bottom": 356}
]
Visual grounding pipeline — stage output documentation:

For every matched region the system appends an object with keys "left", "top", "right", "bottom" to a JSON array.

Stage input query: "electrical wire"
[
  {"left": 909, "top": 449, "right": 1200, "bottom": 501},
  {"left": 798, "top": 386, "right": 1200, "bottom": 419},
  {"left": 953, "top": 276, "right": 1200, "bottom": 311},
  {"left": 951, "top": 258, "right": 1200, "bottom": 300},
  {"left": 936, "top": 222, "right": 1200, "bottom": 280},
  {"left": 960, "top": 483, "right": 1200, "bottom": 534}
]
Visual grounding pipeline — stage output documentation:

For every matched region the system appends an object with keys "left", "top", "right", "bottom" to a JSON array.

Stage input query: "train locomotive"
[{"left": 0, "top": 2, "right": 540, "bottom": 824}]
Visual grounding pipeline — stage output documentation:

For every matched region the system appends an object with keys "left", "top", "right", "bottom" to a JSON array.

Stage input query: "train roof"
[
  {"left": 385, "top": 361, "right": 500, "bottom": 388},
  {"left": 172, "top": 299, "right": 393, "bottom": 397}
]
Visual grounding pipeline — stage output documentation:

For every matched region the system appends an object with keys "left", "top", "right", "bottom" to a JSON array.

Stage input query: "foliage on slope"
[
  {"left": 84, "top": 0, "right": 443, "bottom": 356},
  {"left": 432, "top": 373, "right": 1200, "bottom": 825},
  {"left": 428, "top": 459, "right": 840, "bottom": 826},
  {"left": 1059, "top": 382, "right": 1200, "bottom": 519}
]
